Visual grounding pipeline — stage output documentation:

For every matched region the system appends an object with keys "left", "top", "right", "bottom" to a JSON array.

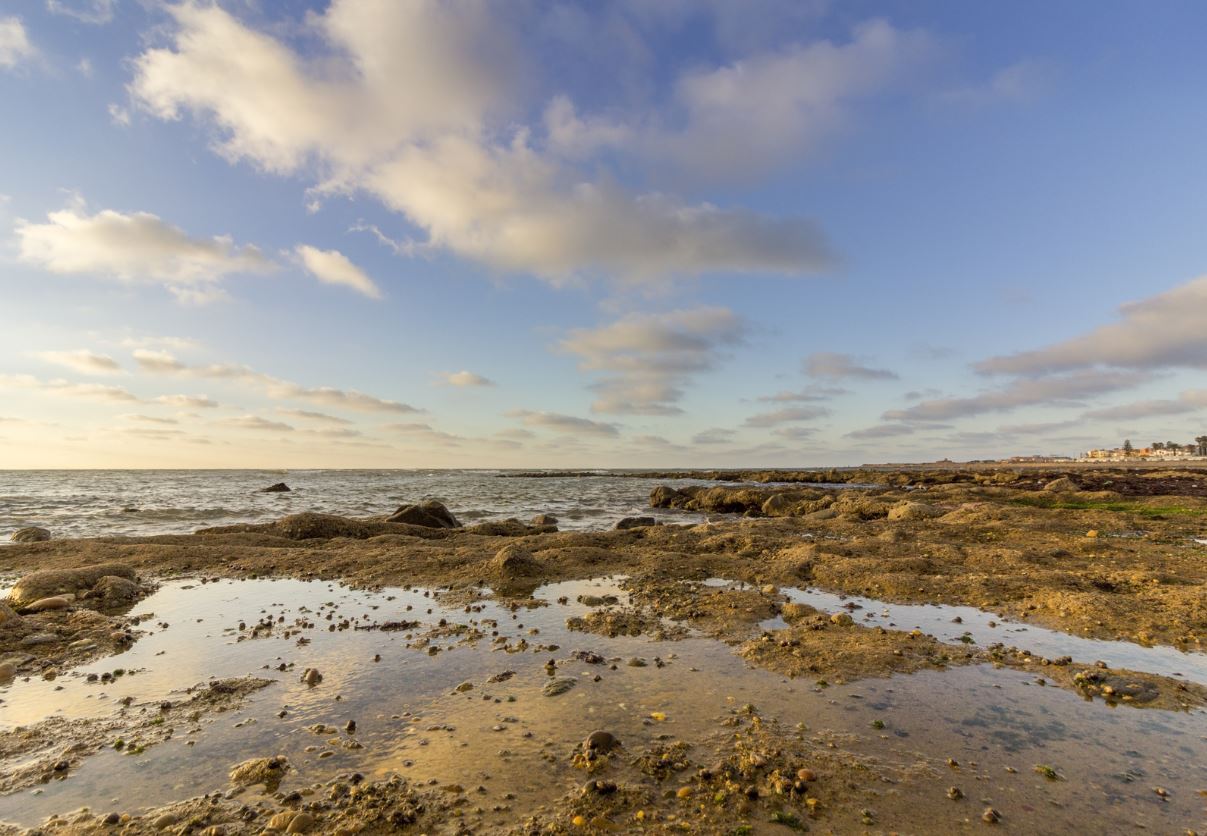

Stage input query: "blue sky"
[{"left": 2, "top": 0, "right": 1206, "bottom": 468}]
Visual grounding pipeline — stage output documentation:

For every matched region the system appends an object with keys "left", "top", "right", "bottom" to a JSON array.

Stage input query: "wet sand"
[{"left": 1, "top": 468, "right": 1206, "bottom": 833}]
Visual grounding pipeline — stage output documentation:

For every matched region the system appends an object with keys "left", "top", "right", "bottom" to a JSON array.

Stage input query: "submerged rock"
[
  {"left": 10, "top": 527, "right": 51, "bottom": 543},
  {"left": 387, "top": 500, "right": 461, "bottom": 529},
  {"left": 261, "top": 482, "right": 292, "bottom": 493},
  {"left": 542, "top": 677, "right": 577, "bottom": 697},
  {"left": 229, "top": 756, "right": 290, "bottom": 790}
]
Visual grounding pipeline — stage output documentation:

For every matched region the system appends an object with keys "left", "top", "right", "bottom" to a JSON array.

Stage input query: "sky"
[{"left": 2, "top": 0, "right": 1207, "bottom": 468}]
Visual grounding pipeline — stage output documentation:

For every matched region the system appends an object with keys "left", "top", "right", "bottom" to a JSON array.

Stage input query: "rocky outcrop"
[
  {"left": 10, "top": 527, "right": 51, "bottom": 543},
  {"left": 261, "top": 482, "right": 291, "bottom": 493},
  {"left": 387, "top": 500, "right": 461, "bottom": 528}
]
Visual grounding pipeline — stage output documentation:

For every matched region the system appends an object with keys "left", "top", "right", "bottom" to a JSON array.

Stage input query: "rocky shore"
[{"left": 2, "top": 470, "right": 1206, "bottom": 833}]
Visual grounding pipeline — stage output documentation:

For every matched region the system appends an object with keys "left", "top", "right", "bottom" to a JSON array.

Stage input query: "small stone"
[
  {"left": 947, "top": 786, "right": 963, "bottom": 800},
  {"left": 301, "top": 668, "right": 322, "bottom": 686},
  {"left": 982, "top": 807, "right": 1001, "bottom": 823},
  {"left": 286, "top": 812, "right": 315, "bottom": 833}
]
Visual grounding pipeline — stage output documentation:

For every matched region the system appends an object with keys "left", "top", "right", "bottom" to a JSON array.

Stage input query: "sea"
[{"left": 0, "top": 470, "right": 739, "bottom": 541}]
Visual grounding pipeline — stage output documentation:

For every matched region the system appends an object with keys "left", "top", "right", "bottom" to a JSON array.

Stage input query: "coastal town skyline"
[{"left": 3, "top": 1, "right": 1207, "bottom": 467}]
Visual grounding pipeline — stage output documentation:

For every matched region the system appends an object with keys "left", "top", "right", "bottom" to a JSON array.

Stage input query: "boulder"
[
  {"left": 489, "top": 544, "right": 544, "bottom": 578},
  {"left": 615, "top": 516, "right": 657, "bottom": 530},
  {"left": 8, "top": 564, "right": 136, "bottom": 608},
  {"left": 261, "top": 482, "right": 291, "bottom": 493},
  {"left": 89, "top": 575, "right": 142, "bottom": 605},
  {"left": 1043, "top": 477, "right": 1078, "bottom": 493},
  {"left": 761, "top": 493, "right": 800, "bottom": 517},
  {"left": 387, "top": 500, "right": 461, "bottom": 528},
  {"left": 531, "top": 513, "right": 559, "bottom": 527},
  {"left": 649, "top": 486, "right": 687, "bottom": 508},
  {"left": 10, "top": 527, "right": 51, "bottom": 543},
  {"left": 270, "top": 513, "right": 372, "bottom": 540},
  {"left": 887, "top": 501, "right": 943, "bottom": 522}
]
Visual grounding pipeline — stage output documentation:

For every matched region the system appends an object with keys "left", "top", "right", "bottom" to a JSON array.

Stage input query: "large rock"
[
  {"left": 261, "top": 482, "right": 291, "bottom": 493},
  {"left": 269, "top": 513, "right": 372, "bottom": 540},
  {"left": 89, "top": 575, "right": 142, "bottom": 605},
  {"left": 10, "top": 527, "right": 51, "bottom": 543},
  {"left": 387, "top": 500, "right": 461, "bottom": 528},
  {"left": 649, "top": 486, "right": 687, "bottom": 509},
  {"left": 489, "top": 544, "right": 544, "bottom": 578},
  {"left": 8, "top": 564, "right": 136, "bottom": 608},
  {"left": 761, "top": 493, "right": 801, "bottom": 517},
  {"left": 887, "top": 501, "right": 943, "bottom": 522},
  {"left": 531, "top": 513, "right": 559, "bottom": 527},
  {"left": 615, "top": 516, "right": 657, "bottom": 530},
  {"left": 1043, "top": 477, "right": 1078, "bottom": 493}
]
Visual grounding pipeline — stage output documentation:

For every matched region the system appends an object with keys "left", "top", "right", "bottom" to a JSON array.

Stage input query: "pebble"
[
  {"left": 301, "top": 668, "right": 322, "bottom": 686},
  {"left": 982, "top": 807, "right": 1001, "bottom": 823}
]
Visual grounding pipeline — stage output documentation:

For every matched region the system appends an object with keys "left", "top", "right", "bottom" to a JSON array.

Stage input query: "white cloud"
[
  {"left": 222, "top": 415, "right": 294, "bottom": 432},
  {"left": 1081, "top": 390, "right": 1207, "bottom": 422},
  {"left": 743, "top": 406, "right": 829, "bottom": 427},
  {"left": 941, "top": 59, "right": 1047, "bottom": 106},
  {"left": 133, "top": 349, "right": 186, "bottom": 373},
  {"left": 295, "top": 245, "right": 382, "bottom": 298},
  {"left": 692, "top": 427, "right": 733, "bottom": 445},
  {"left": 121, "top": 413, "right": 178, "bottom": 425},
  {"left": 0, "top": 17, "right": 35, "bottom": 69},
  {"left": 846, "top": 423, "right": 916, "bottom": 440},
  {"left": 138, "top": 351, "right": 422, "bottom": 414},
  {"left": 35, "top": 349, "right": 122, "bottom": 376},
  {"left": 0, "top": 373, "right": 140, "bottom": 402},
  {"left": 381, "top": 422, "right": 463, "bottom": 447},
  {"left": 155, "top": 394, "right": 218, "bottom": 409},
  {"left": 757, "top": 385, "right": 847, "bottom": 403},
  {"left": 277, "top": 408, "right": 353, "bottom": 426},
  {"left": 441, "top": 370, "right": 495, "bottom": 387},
  {"left": 15, "top": 201, "right": 274, "bottom": 302},
  {"left": 804, "top": 352, "right": 897, "bottom": 380},
  {"left": 508, "top": 410, "right": 620, "bottom": 437},
  {"left": 649, "top": 19, "right": 935, "bottom": 180},
  {"left": 884, "top": 370, "right": 1150, "bottom": 422},
  {"left": 129, "top": 2, "right": 837, "bottom": 283},
  {"left": 559, "top": 307, "right": 746, "bottom": 415},
  {"left": 978, "top": 276, "right": 1207, "bottom": 376},
  {"left": 46, "top": 0, "right": 116, "bottom": 25}
]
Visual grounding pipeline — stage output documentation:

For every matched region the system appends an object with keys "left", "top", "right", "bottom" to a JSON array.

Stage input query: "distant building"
[
  {"left": 1004, "top": 455, "right": 1075, "bottom": 463},
  {"left": 1078, "top": 446, "right": 1201, "bottom": 462}
]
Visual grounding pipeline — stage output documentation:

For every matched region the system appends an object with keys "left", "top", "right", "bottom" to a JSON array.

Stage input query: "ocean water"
[{"left": 0, "top": 470, "right": 732, "bottom": 540}]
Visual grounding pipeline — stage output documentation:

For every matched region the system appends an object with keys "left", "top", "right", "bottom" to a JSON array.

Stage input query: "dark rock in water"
[
  {"left": 649, "top": 486, "right": 686, "bottom": 508},
  {"left": 387, "top": 500, "right": 461, "bottom": 528},
  {"left": 10, "top": 527, "right": 51, "bottom": 543},
  {"left": 261, "top": 482, "right": 292, "bottom": 493},
  {"left": 615, "top": 516, "right": 657, "bottom": 530},
  {"left": 531, "top": 513, "right": 559, "bottom": 527},
  {"left": 542, "top": 677, "right": 577, "bottom": 697}
]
